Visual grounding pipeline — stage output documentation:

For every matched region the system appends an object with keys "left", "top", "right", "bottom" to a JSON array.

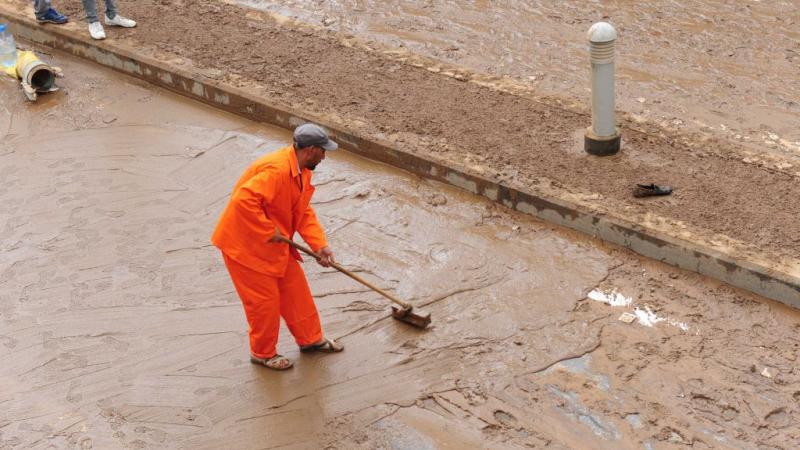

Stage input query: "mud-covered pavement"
[
  {"left": 2, "top": 48, "right": 800, "bottom": 449},
  {"left": 8, "top": 0, "right": 798, "bottom": 268},
  {"left": 237, "top": 0, "right": 800, "bottom": 154}
]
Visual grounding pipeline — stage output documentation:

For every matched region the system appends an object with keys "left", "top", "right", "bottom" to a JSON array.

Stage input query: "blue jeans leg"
[
  {"left": 82, "top": 0, "right": 116, "bottom": 22},
  {"left": 34, "top": 0, "right": 52, "bottom": 19}
]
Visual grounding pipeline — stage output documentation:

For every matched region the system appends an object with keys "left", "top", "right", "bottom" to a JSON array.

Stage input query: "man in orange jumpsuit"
[{"left": 212, "top": 123, "right": 343, "bottom": 370}]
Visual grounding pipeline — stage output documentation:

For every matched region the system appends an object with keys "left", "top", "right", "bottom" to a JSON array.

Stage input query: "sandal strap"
[
  {"left": 317, "top": 338, "right": 335, "bottom": 350},
  {"left": 251, "top": 354, "right": 293, "bottom": 369},
  {"left": 301, "top": 337, "right": 343, "bottom": 352},
  {"left": 266, "top": 355, "right": 291, "bottom": 369}
]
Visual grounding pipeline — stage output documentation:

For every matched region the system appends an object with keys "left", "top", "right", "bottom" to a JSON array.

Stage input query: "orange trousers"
[{"left": 223, "top": 254, "right": 323, "bottom": 359}]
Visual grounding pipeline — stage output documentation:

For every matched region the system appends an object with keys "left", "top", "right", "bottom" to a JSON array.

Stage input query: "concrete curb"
[{"left": 3, "top": 11, "right": 798, "bottom": 307}]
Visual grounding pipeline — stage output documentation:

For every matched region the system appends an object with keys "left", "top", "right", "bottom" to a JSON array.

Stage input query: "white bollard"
[{"left": 585, "top": 22, "right": 621, "bottom": 156}]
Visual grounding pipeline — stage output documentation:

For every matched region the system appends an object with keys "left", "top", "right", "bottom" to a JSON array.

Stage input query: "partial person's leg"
[
  {"left": 34, "top": 0, "right": 68, "bottom": 23},
  {"left": 103, "top": 0, "right": 117, "bottom": 20},
  {"left": 223, "top": 254, "right": 283, "bottom": 360},
  {"left": 81, "top": 0, "right": 106, "bottom": 39},
  {"left": 33, "top": 0, "right": 51, "bottom": 20},
  {"left": 82, "top": 0, "right": 99, "bottom": 23},
  {"left": 278, "top": 259, "right": 324, "bottom": 347}
]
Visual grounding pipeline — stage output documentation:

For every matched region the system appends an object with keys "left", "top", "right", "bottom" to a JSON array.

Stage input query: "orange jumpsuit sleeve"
[
  {"left": 234, "top": 170, "right": 281, "bottom": 242},
  {"left": 297, "top": 205, "right": 328, "bottom": 252}
]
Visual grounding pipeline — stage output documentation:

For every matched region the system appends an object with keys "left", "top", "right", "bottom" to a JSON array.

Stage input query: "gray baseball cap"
[{"left": 293, "top": 123, "right": 338, "bottom": 151}]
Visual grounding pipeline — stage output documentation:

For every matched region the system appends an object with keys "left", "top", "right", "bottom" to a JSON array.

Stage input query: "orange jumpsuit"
[{"left": 211, "top": 146, "right": 328, "bottom": 358}]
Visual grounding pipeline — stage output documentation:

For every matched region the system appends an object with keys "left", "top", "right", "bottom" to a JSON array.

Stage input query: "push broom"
[{"left": 277, "top": 236, "right": 432, "bottom": 329}]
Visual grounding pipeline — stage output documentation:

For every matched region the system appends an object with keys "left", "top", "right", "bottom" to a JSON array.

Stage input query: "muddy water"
[
  {"left": 236, "top": 0, "right": 800, "bottom": 156},
  {"left": 2, "top": 47, "right": 800, "bottom": 449}
]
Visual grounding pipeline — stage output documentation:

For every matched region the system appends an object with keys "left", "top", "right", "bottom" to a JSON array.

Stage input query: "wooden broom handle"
[{"left": 276, "top": 236, "right": 411, "bottom": 310}]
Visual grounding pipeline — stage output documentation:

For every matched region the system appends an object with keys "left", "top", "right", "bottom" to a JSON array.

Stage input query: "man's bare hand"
[
  {"left": 268, "top": 228, "right": 285, "bottom": 243},
  {"left": 317, "top": 246, "right": 335, "bottom": 267}
]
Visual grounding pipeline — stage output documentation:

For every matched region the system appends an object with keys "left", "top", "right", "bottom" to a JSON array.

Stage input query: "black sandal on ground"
[
  {"left": 633, "top": 183, "right": 673, "bottom": 198},
  {"left": 299, "top": 337, "right": 344, "bottom": 353}
]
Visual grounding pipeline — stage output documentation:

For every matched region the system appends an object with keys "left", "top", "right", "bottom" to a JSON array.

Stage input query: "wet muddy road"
[
  {"left": 9, "top": 0, "right": 800, "bottom": 268},
  {"left": 2, "top": 49, "right": 800, "bottom": 449}
]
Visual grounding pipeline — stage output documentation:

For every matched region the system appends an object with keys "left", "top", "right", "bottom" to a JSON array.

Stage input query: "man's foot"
[
  {"left": 300, "top": 337, "right": 344, "bottom": 353},
  {"left": 104, "top": 14, "right": 137, "bottom": 28},
  {"left": 250, "top": 354, "right": 293, "bottom": 370},
  {"left": 36, "top": 8, "right": 69, "bottom": 24}
]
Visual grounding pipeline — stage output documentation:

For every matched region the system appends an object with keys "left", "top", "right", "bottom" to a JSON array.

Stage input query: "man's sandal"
[
  {"left": 299, "top": 337, "right": 344, "bottom": 353},
  {"left": 250, "top": 354, "right": 293, "bottom": 370}
]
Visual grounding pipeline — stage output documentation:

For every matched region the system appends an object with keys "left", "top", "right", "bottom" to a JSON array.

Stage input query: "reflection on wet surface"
[{"left": 2, "top": 46, "right": 800, "bottom": 449}]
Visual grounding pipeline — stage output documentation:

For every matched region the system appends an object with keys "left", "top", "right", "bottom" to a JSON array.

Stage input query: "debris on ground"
[
  {"left": 633, "top": 183, "right": 673, "bottom": 198},
  {"left": 618, "top": 312, "right": 637, "bottom": 324},
  {"left": 2, "top": 49, "right": 62, "bottom": 101}
]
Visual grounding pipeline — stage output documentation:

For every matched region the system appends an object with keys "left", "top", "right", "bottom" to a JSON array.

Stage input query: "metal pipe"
[
  {"left": 585, "top": 22, "right": 621, "bottom": 156},
  {"left": 5, "top": 50, "right": 61, "bottom": 101}
]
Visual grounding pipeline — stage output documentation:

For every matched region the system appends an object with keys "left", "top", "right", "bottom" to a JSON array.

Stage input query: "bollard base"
[{"left": 584, "top": 128, "right": 621, "bottom": 156}]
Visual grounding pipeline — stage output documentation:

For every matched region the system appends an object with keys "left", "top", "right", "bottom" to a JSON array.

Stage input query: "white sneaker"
[
  {"left": 88, "top": 21, "right": 106, "bottom": 40},
  {"left": 104, "top": 14, "right": 136, "bottom": 28}
]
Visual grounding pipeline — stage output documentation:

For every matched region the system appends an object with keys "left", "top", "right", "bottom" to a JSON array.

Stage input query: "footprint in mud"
[
  {"left": 751, "top": 323, "right": 768, "bottom": 338},
  {"left": 423, "top": 192, "right": 448, "bottom": 206},
  {"left": 100, "top": 407, "right": 128, "bottom": 431},
  {"left": 127, "top": 440, "right": 148, "bottom": 449},
  {"left": 102, "top": 335, "right": 130, "bottom": 353},
  {"left": 428, "top": 243, "right": 450, "bottom": 264},
  {"left": 493, "top": 410, "right": 518, "bottom": 427},
  {"left": 0, "top": 335, "right": 18, "bottom": 349},
  {"left": 350, "top": 187, "right": 372, "bottom": 199},
  {"left": 427, "top": 242, "right": 486, "bottom": 271},
  {"left": 134, "top": 426, "right": 167, "bottom": 443},
  {"left": 656, "top": 426, "right": 687, "bottom": 444},
  {"left": 690, "top": 392, "right": 739, "bottom": 421},
  {"left": 67, "top": 380, "right": 82, "bottom": 403},
  {"left": 764, "top": 407, "right": 791, "bottom": 429}
]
